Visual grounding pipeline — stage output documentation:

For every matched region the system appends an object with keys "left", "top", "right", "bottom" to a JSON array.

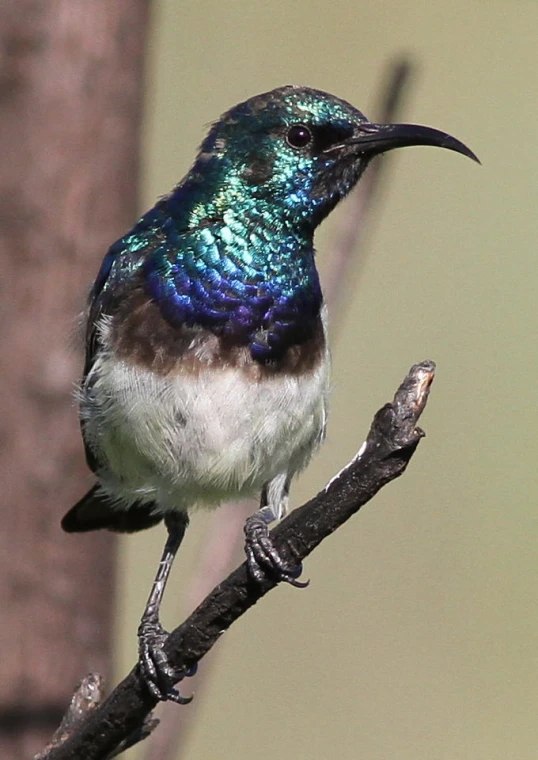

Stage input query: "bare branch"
[
  {"left": 33, "top": 673, "right": 159, "bottom": 760},
  {"left": 40, "top": 360, "right": 435, "bottom": 760},
  {"left": 33, "top": 675, "right": 104, "bottom": 759},
  {"left": 105, "top": 715, "right": 159, "bottom": 759}
]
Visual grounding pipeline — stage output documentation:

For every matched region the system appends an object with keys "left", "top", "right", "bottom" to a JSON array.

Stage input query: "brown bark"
[{"left": 0, "top": 2, "right": 149, "bottom": 757}]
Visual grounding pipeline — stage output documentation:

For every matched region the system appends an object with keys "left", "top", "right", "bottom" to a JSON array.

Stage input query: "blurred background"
[{"left": 1, "top": 1, "right": 538, "bottom": 759}]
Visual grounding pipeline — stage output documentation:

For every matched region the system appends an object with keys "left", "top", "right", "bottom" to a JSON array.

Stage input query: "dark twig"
[
  {"left": 33, "top": 673, "right": 159, "bottom": 760},
  {"left": 40, "top": 359, "right": 435, "bottom": 760},
  {"left": 105, "top": 715, "right": 160, "bottom": 759},
  {"left": 33, "top": 674, "right": 104, "bottom": 759}
]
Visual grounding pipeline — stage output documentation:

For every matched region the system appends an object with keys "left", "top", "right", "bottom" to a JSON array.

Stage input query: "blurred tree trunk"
[{"left": 0, "top": 2, "right": 149, "bottom": 757}]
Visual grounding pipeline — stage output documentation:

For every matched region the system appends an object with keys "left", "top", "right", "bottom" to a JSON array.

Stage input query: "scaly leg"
[{"left": 138, "top": 511, "right": 193, "bottom": 703}]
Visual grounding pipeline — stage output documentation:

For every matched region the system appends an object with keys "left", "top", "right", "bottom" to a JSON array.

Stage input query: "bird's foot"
[
  {"left": 137, "top": 615, "right": 196, "bottom": 704},
  {"left": 244, "top": 508, "right": 308, "bottom": 588}
]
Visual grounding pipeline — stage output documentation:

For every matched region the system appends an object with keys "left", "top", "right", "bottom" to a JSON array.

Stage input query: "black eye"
[{"left": 286, "top": 124, "right": 313, "bottom": 149}]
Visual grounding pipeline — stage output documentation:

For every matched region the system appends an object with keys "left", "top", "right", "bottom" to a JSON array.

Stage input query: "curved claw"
[
  {"left": 164, "top": 686, "right": 193, "bottom": 706},
  {"left": 283, "top": 562, "right": 310, "bottom": 589},
  {"left": 244, "top": 513, "right": 308, "bottom": 588}
]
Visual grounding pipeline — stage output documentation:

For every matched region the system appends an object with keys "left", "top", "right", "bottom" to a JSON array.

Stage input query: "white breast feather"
[{"left": 81, "top": 327, "right": 329, "bottom": 514}]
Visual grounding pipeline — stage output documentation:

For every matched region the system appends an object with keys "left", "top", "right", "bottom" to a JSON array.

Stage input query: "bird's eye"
[{"left": 286, "top": 124, "right": 313, "bottom": 150}]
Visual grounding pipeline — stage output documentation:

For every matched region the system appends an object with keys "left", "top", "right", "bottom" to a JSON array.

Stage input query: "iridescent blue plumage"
[
  {"left": 85, "top": 84, "right": 477, "bottom": 375},
  {"left": 143, "top": 220, "right": 322, "bottom": 361},
  {"left": 91, "top": 86, "right": 374, "bottom": 362}
]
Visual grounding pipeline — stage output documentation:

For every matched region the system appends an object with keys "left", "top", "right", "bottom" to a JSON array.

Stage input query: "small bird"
[{"left": 62, "top": 85, "right": 477, "bottom": 702}]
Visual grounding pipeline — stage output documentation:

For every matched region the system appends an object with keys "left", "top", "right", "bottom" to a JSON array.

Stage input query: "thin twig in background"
[
  {"left": 39, "top": 360, "right": 436, "bottom": 760},
  {"left": 324, "top": 57, "right": 413, "bottom": 313},
  {"left": 145, "top": 55, "right": 415, "bottom": 760}
]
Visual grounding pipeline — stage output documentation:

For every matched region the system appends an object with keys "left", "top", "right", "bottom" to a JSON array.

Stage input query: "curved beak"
[{"left": 326, "top": 122, "right": 480, "bottom": 164}]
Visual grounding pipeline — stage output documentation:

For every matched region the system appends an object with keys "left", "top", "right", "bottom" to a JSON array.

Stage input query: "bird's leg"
[
  {"left": 138, "top": 511, "right": 193, "bottom": 704},
  {"left": 244, "top": 476, "right": 308, "bottom": 588}
]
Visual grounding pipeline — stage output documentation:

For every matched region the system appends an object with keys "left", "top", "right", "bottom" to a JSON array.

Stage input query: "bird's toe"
[
  {"left": 244, "top": 512, "right": 309, "bottom": 588},
  {"left": 137, "top": 617, "right": 193, "bottom": 704}
]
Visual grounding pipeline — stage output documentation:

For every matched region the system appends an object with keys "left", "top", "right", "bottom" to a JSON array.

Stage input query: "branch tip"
[{"left": 393, "top": 360, "right": 435, "bottom": 419}]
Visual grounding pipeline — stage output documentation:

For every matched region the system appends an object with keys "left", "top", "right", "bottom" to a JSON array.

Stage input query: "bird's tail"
[{"left": 61, "top": 485, "right": 163, "bottom": 533}]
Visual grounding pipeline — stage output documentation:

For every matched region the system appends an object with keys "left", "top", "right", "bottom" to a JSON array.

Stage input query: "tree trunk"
[{"left": 0, "top": 2, "right": 149, "bottom": 757}]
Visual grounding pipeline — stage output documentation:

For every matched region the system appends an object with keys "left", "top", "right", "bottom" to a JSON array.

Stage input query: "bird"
[{"left": 62, "top": 85, "right": 478, "bottom": 703}]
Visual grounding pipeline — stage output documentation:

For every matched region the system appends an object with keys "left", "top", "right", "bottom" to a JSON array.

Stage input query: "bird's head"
[{"left": 189, "top": 85, "right": 478, "bottom": 232}]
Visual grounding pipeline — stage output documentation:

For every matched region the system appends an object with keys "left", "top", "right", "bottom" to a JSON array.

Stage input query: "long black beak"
[{"left": 327, "top": 122, "right": 480, "bottom": 164}]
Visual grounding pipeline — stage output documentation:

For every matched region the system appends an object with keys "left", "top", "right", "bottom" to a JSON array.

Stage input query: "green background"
[{"left": 117, "top": 2, "right": 538, "bottom": 758}]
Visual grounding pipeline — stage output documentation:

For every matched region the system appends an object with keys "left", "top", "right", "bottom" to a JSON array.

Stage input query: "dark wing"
[
  {"left": 80, "top": 241, "right": 135, "bottom": 473},
  {"left": 82, "top": 238, "right": 138, "bottom": 383},
  {"left": 80, "top": 203, "right": 171, "bottom": 473},
  {"left": 68, "top": 203, "right": 179, "bottom": 532},
  {"left": 62, "top": 485, "right": 163, "bottom": 533},
  {"left": 70, "top": 234, "right": 167, "bottom": 531},
  {"left": 83, "top": 249, "right": 116, "bottom": 380}
]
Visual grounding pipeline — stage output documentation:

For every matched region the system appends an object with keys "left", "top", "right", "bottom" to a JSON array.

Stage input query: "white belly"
[{"left": 81, "top": 348, "right": 329, "bottom": 512}]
